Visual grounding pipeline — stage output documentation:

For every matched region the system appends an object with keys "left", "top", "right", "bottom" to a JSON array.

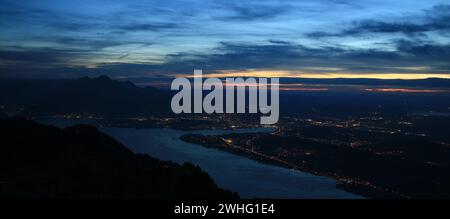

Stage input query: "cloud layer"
[{"left": 0, "top": 0, "right": 449, "bottom": 79}]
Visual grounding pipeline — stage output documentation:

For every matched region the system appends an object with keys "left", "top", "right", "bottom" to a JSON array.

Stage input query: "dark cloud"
[
  {"left": 0, "top": 48, "right": 83, "bottom": 64},
  {"left": 49, "top": 21, "right": 99, "bottom": 32},
  {"left": 113, "top": 23, "right": 178, "bottom": 32},
  {"left": 1, "top": 2, "right": 448, "bottom": 79},
  {"left": 217, "top": 3, "right": 290, "bottom": 21},
  {"left": 0, "top": 4, "right": 57, "bottom": 20},
  {"left": 52, "top": 36, "right": 153, "bottom": 50},
  {"left": 306, "top": 4, "right": 450, "bottom": 38},
  {"left": 267, "top": 40, "right": 292, "bottom": 45},
  {"left": 355, "top": 21, "right": 430, "bottom": 34},
  {"left": 0, "top": 2, "right": 98, "bottom": 32},
  {"left": 396, "top": 39, "right": 450, "bottom": 59},
  {"left": 4, "top": 39, "right": 448, "bottom": 79},
  {"left": 0, "top": 1, "right": 179, "bottom": 34},
  {"left": 156, "top": 40, "right": 450, "bottom": 75},
  {"left": 164, "top": 41, "right": 316, "bottom": 70}
]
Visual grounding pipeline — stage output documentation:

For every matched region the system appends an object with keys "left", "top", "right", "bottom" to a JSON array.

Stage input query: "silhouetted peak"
[
  {"left": 97, "top": 75, "right": 111, "bottom": 80},
  {"left": 78, "top": 75, "right": 112, "bottom": 83}
]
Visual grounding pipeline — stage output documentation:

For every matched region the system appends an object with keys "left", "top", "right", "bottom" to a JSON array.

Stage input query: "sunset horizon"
[
  {"left": 1, "top": 0, "right": 450, "bottom": 216},
  {"left": 1, "top": 1, "right": 449, "bottom": 81}
]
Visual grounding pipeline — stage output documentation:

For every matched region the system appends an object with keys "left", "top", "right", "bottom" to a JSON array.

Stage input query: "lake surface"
[
  {"left": 409, "top": 111, "right": 450, "bottom": 117},
  {"left": 37, "top": 118, "right": 361, "bottom": 199}
]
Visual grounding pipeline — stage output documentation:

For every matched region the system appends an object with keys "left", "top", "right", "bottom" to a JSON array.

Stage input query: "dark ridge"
[
  {"left": 279, "top": 77, "right": 450, "bottom": 87},
  {"left": 0, "top": 76, "right": 171, "bottom": 117},
  {"left": 0, "top": 118, "right": 237, "bottom": 199},
  {"left": 0, "top": 111, "right": 8, "bottom": 119}
]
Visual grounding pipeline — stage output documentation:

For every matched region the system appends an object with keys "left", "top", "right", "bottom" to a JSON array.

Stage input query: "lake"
[{"left": 37, "top": 118, "right": 362, "bottom": 199}]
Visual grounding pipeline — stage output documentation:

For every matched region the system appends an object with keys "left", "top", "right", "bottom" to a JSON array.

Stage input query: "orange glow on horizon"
[
  {"left": 279, "top": 87, "right": 329, "bottom": 91},
  {"left": 220, "top": 82, "right": 327, "bottom": 91},
  {"left": 174, "top": 70, "right": 450, "bottom": 80},
  {"left": 364, "top": 88, "right": 449, "bottom": 93}
]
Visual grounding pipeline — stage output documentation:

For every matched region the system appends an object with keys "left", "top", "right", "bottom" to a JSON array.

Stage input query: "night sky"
[{"left": 1, "top": 0, "right": 449, "bottom": 79}]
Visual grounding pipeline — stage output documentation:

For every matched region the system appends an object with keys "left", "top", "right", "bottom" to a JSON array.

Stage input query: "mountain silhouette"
[
  {"left": 0, "top": 118, "right": 237, "bottom": 198},
  {"left": 0, "top": 76, "right": 171, "bottom": 117},
  {"left": 279, "top": 77, "right": 450, "bottom": 87}
]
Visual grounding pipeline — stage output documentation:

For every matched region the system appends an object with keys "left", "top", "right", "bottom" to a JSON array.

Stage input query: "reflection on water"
[{"left": 37, "top": 118, "right": 362, "bottom": 199}]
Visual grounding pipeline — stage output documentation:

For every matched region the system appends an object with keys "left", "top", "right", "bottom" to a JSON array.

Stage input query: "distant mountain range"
[
  {"left": 1, "top": 76, "right": 449, "bottom": 119},
  {"left": 125, "top": 76, "right": 450, "bottom": 88},
  {"left": 279, "top": 77, "right": 450, "bottom": 87},
  {"left": 0, "top": 76, "right": 171, "bottom": 117},
  {"left": 0, "top": 118, "right": 236, "bottom": 198}
]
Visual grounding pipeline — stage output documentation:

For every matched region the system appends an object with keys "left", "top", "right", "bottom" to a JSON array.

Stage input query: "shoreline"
[
  {"left": 179, "top": 134, "right": 405, "bottom": 199},
  {"left": 34, "top": 116, "right": 399, "bottom": 198}
]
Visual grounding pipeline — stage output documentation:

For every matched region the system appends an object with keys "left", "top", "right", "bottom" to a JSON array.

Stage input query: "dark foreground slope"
[
  {"left": 0, "top": 118, "right": 236, "bottom": 199},
  {"left": 0, "top": 112, "right": 8, "bottom": 119}
]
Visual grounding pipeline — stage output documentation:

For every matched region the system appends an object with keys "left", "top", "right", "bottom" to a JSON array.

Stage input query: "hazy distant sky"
[{"left": 1, "top": 0, "right": 449, "bottom": 79}]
